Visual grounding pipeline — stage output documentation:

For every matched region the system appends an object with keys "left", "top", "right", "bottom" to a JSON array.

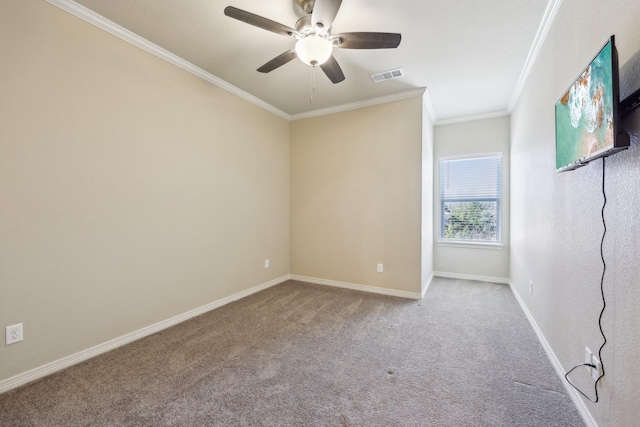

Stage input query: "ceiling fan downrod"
[{"left": 296, "top": 0, "right": 315, "bottom": 15}]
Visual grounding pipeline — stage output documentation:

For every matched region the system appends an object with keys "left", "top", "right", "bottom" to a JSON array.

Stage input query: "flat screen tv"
[{"left": 555, "top": 35, "right": 629, "bottom": 172}]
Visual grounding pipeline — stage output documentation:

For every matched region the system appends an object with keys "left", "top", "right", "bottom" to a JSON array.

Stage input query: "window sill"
[{"left": 437, "top": 240, "right": 504, "bottom": 250}]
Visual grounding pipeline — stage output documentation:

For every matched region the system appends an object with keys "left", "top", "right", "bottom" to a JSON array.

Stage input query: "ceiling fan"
[{"left": 224, "top": 0, "right": 401, "bottom": 84}]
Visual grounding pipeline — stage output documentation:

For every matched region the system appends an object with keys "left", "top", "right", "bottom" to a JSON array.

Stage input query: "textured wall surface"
[
  {"left": 510, "top": 0, "right": 640, "bottom": 425},
  {"left": 0, "top": 0, "right": 290, "bottom": 382},
  {"left": 290, "top": 98, "right": 424, "bottom": 294}
]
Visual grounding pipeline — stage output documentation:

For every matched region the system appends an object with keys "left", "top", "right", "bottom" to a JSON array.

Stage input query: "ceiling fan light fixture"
[{"left": 295, "top": 35, "right": 332, "bottom": 66}]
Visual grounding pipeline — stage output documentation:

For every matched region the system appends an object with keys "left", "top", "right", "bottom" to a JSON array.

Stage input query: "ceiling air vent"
[{"left": 371, "top": 68, "right": 404, "bottom": 83}]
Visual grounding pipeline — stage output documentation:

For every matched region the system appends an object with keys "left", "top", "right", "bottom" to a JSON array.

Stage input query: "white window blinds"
[{"left": 440, "top": 155, "right": 501, "bottom": 242}]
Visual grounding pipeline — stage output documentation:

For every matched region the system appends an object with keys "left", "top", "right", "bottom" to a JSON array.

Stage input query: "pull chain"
[{"left": 309, "top": 65, "right": 316, "bottom": 104}]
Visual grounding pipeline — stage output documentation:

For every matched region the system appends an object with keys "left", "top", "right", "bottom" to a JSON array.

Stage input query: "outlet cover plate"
[
  {"left": 6, "top": 323, "right": 23, "bottom": 345},
  {"left": 584, "top": 347, "right": 593, "bottom": 375},
  {"left": 592, "top": 355, "right": 602, "bottom": 380}
]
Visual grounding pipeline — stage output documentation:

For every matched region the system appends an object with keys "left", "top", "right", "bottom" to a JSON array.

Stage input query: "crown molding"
[
  {"left": 45, "top": 0, "right": 292, "bottom": 120},
  {"left": 435, "top": 0, "right": 564, "bottom": 127},
  {"left": 44, "top": 1, "right": 430, "bottom": 123},
  {"left": 43, "top": 0, "right": 564, "bottom": 123},
  {"left": 44, "top": 1, "right": 433, "bottom": 123},
  {"left": 435, "top": 110, "right": 510, "bottom": 126},
  {"left": 290, "top": 88, "right": 427, "bottom": 120},
  {"left": 507, "top": 0, "right": 564, "bottom": 112}
]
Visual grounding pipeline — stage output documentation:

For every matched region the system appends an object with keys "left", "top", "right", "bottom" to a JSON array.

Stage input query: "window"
[{"left": 439, "top": 155, "right": 501, "bottom": 243}]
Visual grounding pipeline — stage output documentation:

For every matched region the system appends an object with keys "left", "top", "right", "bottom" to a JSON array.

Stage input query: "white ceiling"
[{"left": 65, "top": 0, "right": 554, "bottom": 122}]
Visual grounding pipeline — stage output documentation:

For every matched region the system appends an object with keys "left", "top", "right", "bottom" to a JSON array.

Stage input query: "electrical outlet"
[
  {"left": 584, "top": 347, "right": 602, "bottom": 381},
  {"left": 584, "top": 347, "right": 593, "bottom": 368},
  {"left": 6, "top": 323, "right": 23, "bottom": 345},
  {"left": 592, "top": 355, "right": 602, "bottom": 380},
  {"left": 377, "top": 263, "right": 383, "bottom": 273},
  {"left": 264, "top": 259, "right": 270, "bottom": 269}
]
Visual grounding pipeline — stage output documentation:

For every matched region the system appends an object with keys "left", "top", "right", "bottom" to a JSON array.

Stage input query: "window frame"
[{"left": 438, "top": 153, "right": 503, "bottom": 247}]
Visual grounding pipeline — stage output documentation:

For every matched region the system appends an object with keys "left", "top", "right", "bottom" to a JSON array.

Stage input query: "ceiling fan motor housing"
[{"left": 295, "top": 15, "right": 314, "bottom": 35}]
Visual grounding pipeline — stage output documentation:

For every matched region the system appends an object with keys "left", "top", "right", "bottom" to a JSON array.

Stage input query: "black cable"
[{"left": 564, "top": 156, "right": 607, "bottom": 403}]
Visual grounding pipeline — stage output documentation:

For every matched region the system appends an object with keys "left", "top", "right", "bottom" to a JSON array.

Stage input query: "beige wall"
[
  {"left": 510, "top": 0, "right": 640, "bottom": 425},
  {"left": 433, "top": 116, "right": 510, "bottom": 280},
  {"left": 0, "top": 0, "right": 290, "bottom": 381},
  {"left": 290, "top": 97, "right": 425, "bottom": 294},
  {"left": 1, "top": 0, "right": 432, "bottom": 387}
]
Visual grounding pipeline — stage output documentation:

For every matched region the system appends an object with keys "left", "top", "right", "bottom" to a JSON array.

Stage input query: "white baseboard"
[
  {"left": 422, "top": 272, "right": 435, "bottom": 299},
  {"left": 2, "top": 270, "right": 596, "bottom": 427},
  {"left": 0, "top": 274, "right": 291, "bottom": 395},
  {"left": 433, "top": 271, "right": 509, "bottom": 284},
  {"left": 508, "top": 280, "right": 598, "bottom": 427},
  {"left": 290, "top": 275, "right": 423, "bottom": 300}
]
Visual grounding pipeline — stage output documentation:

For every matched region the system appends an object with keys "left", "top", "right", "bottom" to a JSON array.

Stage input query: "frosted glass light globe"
[{"left": 295, "top": 35, "right": 332, "bottom": 66}]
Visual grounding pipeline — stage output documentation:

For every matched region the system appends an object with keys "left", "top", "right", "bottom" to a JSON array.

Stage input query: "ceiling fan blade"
[
  {"left": 257, "top": 50, "right": 298, "bottom": 73},
  {"left": 320, "top": 55, "right": 345, "bottom": 84},
  {"left": 334, "top": 32, "right": 402, "bottom": 49},
  {"left": 224, "top": 6, "right": 299, "bottom": 37},
  {"left": 311, "top": 0, "right": 343, "bottom": 31}
]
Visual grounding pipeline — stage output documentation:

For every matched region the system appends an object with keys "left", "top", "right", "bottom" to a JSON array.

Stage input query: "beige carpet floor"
[{"left": 0, "top": 278, "right": 584, "bottom": 426}]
